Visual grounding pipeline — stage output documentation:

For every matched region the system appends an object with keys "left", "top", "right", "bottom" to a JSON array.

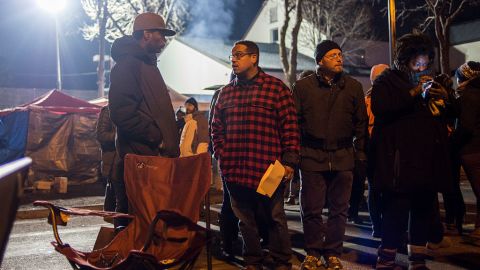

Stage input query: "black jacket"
[
  {"left": 293, "top": 72, "right": 368, "bottom": 172},
  {"left": 370, "top": 69, "right": 452, "bottom": 192},
  {"left": 96, "top": 106, "right": 117, "bottom": 179},
  {"left": 108, "top": 36, "right": 179, "bottom": 159},
  {"left": 453, "top": 76, "right": 480, "bottom": 155}
]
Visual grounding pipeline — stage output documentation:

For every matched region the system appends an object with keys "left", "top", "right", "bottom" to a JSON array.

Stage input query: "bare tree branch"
[{"left": 81, "top": 0, "right": 189, "bottom": 43}]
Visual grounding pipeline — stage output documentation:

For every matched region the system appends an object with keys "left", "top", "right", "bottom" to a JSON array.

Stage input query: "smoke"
[{"left": 184, "top": 0, "right": 237, "bottom": 40}]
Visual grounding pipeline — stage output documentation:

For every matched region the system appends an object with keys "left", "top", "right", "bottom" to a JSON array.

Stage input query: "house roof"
[
  {"left": 451, "top": 19, "right": 480, "bottom": 45},
  {"left": 176, "top": 37, "right": 316, "bottom": 72},
  {"left": 176, "top": 37, "right": 376, "bottom": 78}
]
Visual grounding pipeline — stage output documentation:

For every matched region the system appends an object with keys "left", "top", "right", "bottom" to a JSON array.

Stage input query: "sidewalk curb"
[{"left": 16, "top": 204, "right": 104, "bottom": 220}]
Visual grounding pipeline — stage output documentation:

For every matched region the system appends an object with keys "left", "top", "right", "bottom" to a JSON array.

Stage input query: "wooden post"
[{"left": 388, "top": 0, "right": 396, "bottom": 67}]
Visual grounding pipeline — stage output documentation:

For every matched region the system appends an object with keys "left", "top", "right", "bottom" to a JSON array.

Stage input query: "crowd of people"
[{"left": 95, "top": 12, "right": 480, "bottom": 270}]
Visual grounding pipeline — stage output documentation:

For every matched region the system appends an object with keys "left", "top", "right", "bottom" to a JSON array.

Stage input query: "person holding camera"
[{"left": 370, "top": 33, "right": 453, "bottom": 269}]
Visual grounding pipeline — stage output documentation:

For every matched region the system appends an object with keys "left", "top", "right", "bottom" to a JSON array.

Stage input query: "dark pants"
[
  {"left": 381, "top": 191, "right": 436, "bottom": 249},
  {"left": 461, "top": 152, "right": 480, "bottom": 228},
  {"left": 104, "top": 178, "right": 117, "bottom": 212},
  {"left": 219, "top": 181, "right": 239, "bottom": 253},
  {"left": 112, "top": 160, "right": 130, "bottom": 228},
  {"left": 367, "top": 178, "right": 382, "bottom": 236},
  {"left": 428, "top": 195, "right": 445, "bottom": 244},
  {"left": 288, "top": 169, "right": 300, "bottom": 198},
  {"left": 300, "top": 170, "right": 353, "bottom": 257},
  {"left": 227, "top": 182, "right": 291, "bottom": 267},
  {"left": 349, "top": 168, "right": 366, "bottom": 219},
  {"left": 443, "top": 153, "right": 465, "bottom": 228}
]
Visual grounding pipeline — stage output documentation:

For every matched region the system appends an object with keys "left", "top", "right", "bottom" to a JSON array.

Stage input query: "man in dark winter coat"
[
  {"left": 108, "top": 12, "right": 180, "bottom": 228},
  {"left": 294, "top": 40, "right": 368, "bottom": 270},
  {"left": 371, "top": 33, "right": 452, "bottom": 269}
]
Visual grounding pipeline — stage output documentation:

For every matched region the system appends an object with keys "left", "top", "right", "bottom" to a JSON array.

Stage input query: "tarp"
[
  {"left": 25, "top": 108, "right": 100, "bottom": 185},
  {"left": 0, "top": 111, "right": 29, "bottom": 165},
  {"left": 0, "top": 90, "right": 102, "bottom": 186},
  {"left": 24, "top": 90, "right": 101, "bottom": 185}
]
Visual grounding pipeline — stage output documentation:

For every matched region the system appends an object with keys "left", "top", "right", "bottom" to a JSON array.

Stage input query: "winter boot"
[
  {"left": 375, "top": 247, "right": 398, "bottom": 269},
  {"left": 408, "top": 244, "right": 430, "bottom": 270}
]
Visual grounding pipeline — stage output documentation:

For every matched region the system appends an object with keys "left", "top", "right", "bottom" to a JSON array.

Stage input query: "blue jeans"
[{"left": 226, "top": 182, "right": 292, "bottom": 267}]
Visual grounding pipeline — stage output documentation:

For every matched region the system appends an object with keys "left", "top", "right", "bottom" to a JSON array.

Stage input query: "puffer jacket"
[
  {"left": 108, "top": 36, "right": 179, "bottom": 159},
  {"left": 293, "top": 72, "right": 368, "bottom": 172}
]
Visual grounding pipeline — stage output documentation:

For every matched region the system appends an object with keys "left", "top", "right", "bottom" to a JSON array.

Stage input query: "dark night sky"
[
  {"left": 0, "top": 0, "right": 477, "bottom": 90},
  {"left": 0, "top": 0, "right": 98, "bottom": 90},
  {"left": 0, "top": 0, "right": 264, "bottom": 90}
]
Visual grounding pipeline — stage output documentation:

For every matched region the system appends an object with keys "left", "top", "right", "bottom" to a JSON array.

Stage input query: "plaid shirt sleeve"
[
  {"left": 276, "top": 83, "right": 300, "bottom": 168},
  {"left": 210, "top": 88, "right": 225, "bottom": 160}
]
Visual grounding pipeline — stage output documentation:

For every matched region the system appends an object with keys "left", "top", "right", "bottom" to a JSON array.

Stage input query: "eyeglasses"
[
  {"left": 324, "top": 53, "right": 343, "bottom": 60},
  {"left": 229, "top": 51, "right": 255, "bottom": 61}
]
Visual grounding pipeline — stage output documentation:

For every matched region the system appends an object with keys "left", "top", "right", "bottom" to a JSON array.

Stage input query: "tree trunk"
[
  {"left": 438, "top": 36, "right": 450, "bottom": 75},
  {"left": 279, "top": 0, "right": 291, "bottom": 86},
  {"left": 97, "top": 0, "right": 107, "bottom": 97},
  {"left": 287, "top": 0, "right": 303, "bottom": 87}
]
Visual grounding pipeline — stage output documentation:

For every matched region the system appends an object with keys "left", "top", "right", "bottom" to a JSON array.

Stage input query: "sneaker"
[
  {"left": 426, "top": 237, "right": 452, "bottom": 250},
  {"left": 300, "top": 255, "right": 321, "bottom": 270},
  {"left": 325, "top": 256, "right": 343, "bottom": 270}
]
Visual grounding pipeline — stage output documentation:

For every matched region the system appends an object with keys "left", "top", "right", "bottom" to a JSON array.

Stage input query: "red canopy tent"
[
  {"left": 6, "top": 90, "right": 102, "bottom": 186},
  {"left": 89, "top": 89, "right": 211, "bottom": 111}
]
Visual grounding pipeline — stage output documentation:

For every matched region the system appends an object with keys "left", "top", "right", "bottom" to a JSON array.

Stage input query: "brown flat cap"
[{"left": 133, "top": 12, "right": 176, "bottom": 36}]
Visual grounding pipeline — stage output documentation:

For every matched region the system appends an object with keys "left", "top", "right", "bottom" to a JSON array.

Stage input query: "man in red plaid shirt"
[{"left": 211, "top": 40, "right": 300, "bottom": 270}]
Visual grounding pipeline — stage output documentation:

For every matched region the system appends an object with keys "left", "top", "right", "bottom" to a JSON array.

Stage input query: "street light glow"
[{"left": 36, "top": 0, "right": 66, "bottom": 14}]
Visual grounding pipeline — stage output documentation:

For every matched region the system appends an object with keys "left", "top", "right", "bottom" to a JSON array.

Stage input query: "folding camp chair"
[
  {"left": 34, "top": 153, "right": 212, "bottom": 270},
  {"left": 0, "top": 157, "right": 32, "bottom": 266}
]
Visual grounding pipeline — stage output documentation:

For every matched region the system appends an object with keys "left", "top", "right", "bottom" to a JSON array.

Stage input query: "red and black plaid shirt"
[{"left": 211, "top": 71, "right": 300, "bottom": 189}]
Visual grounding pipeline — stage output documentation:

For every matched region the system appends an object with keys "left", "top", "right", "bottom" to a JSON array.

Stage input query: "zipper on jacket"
[{"left": 328, "top": 152, "right": 332, "bottom": 171}]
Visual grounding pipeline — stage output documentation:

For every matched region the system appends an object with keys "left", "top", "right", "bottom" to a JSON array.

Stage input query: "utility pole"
[
  {"left": 388, "top": 0, "right": 396, "bottom": 67},
  {"left": 97, "top": 0, "right": 107, "bottom": 97}
]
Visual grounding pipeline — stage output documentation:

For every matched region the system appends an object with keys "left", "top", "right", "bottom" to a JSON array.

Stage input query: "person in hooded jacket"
[
  {"left": 179, "top": 97, "right": 209, "bottom": 157},
  {"left": 371, "top": 33, "right": 453, "bottom": 270},
  {"left": 108, "top": 12, "right": 180, "bottom": 228},
  {"left": 453, "top": 61, "right": 480, "bottom": 237}
]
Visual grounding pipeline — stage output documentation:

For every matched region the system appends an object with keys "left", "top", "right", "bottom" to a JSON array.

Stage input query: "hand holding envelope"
[{"left": 256, "top": 160, "right": 285, "bottom": 198}]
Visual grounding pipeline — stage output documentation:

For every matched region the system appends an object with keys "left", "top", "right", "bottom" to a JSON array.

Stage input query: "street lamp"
[{"left": 36, "top": 0, "right": 67, "bottom": 90}]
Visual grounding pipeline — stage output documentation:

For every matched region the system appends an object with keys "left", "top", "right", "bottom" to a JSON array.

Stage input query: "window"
[
  {"left": 271, "top": 28, "right": 279, "bottom": 43},
  {"left": 269, "top": 6, "right": 278, "bottom": 23}
]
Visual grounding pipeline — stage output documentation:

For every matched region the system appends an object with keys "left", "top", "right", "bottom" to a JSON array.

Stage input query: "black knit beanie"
[{"left": 314, "top": 40, "right": 341, "bottom": 62}]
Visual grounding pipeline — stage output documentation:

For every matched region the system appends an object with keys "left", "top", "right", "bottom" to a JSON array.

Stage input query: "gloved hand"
[
  {"left": 428, "top": 82, "right": 448, "bottom": 100},
  {"left": 410, "top": 75, "right": 432, "bottom": 97}
]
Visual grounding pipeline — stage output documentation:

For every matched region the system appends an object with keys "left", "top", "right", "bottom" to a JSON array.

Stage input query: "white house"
[
  {"left": 450, "top": 19, "right": 480, "bottom": 73},
  {"left": 156, "top": 0, "right": 391, "bottom": 94},
  {"left": 158, "top": 36, "right": 317, "bottom": 95}
]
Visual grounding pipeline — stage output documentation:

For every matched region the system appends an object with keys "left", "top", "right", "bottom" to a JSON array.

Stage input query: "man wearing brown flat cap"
[{"left": 108, "top": 12, "right": 179, "bottom": 229}]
